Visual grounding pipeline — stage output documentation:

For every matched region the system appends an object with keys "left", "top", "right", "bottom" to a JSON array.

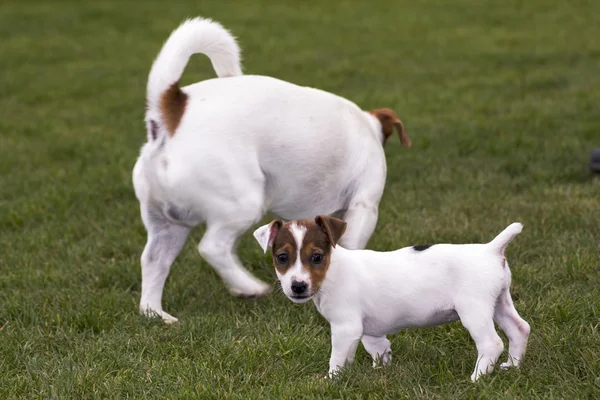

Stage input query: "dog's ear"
[
  {"left": 315, "top": 215, "right": 347, "bottom": 248},
  {"left": 369, "top": 108, "right": 411, "bottom": 147},
  {"left": 253, "top": 219, "right": 283, "bottom": 253}
]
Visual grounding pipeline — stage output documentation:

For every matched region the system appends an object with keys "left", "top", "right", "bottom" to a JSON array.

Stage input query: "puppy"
[
  {"left": 133, "top": 17, "right": 411, "bottom": 323},
  {"left": 254, "top": 216, "right": 530, "bottom": 381}
]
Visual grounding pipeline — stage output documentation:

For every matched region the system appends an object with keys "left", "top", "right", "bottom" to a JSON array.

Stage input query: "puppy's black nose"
[{"left": 291, "top": 280, "right": 308, "bottom": 294}]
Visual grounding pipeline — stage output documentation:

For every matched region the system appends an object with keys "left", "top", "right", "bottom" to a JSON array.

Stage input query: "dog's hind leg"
[
  {"left": 139, "top": 204, "right": 191, "bottom": 324},
  {"left": 361, "top": 335, "right": 392, "bottom": 367},
  {"left": 494, "top": 289, "right": 530, "bottom": 369},
  {"left": 198, "top": 195, "right": 270, "bottom": 297},
  {"left": 339, "top": 199, "right": 379, "bottom": 250}
]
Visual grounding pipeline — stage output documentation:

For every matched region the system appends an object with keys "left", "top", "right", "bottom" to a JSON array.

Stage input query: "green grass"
[{"left": 1, "top": 0, "right": 599, "bottom": 398}]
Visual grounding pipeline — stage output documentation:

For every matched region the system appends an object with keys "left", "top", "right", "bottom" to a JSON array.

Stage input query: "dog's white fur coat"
[
  {"left": 133, "top": 18, "right": 405, "bottom": 322},
  {"left": 254, "top": 220, "right": 531, "bottom": 381}
]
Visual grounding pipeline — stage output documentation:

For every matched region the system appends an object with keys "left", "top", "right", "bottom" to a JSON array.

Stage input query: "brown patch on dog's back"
[
  {"left": 369, "top": 108, "right": 411, "bottom": 147},
  {"left": 160, "top": 82, "right": 188, "bottom": 136}
]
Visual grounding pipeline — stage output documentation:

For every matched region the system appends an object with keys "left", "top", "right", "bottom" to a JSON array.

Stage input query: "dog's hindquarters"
[
  {"left": 146, "top": 17, "right": 243, "bottom": 141},
  {"left": 136, "top": 18, "right": 264, "bottom": 322}
]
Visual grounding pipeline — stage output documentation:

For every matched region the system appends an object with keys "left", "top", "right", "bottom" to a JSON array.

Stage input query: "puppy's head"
[{"left": 253, "top": 216, "right": 347, "bottom": 303}]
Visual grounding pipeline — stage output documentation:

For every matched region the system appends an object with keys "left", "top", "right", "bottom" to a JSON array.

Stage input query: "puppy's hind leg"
[
  {"left": 456, "top": 301, "right": 504, "bottom": 381},
  {"left": 494, "top": 289, "right": 530, "bottom": 369},
  {"left": 362, "top": 335, "right": 392, "bottom": 367},
  {"left": 139, "top": 204, "right": 191, "bottom": 324}
]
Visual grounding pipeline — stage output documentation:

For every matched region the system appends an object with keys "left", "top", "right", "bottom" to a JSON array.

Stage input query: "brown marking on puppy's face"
[
  {"left": 160, "top": 82, "right": 188, "bottom": 136},
  {"left": 269, "top": 216, "right": 347, "bottom": 303},
  {"left": 369, "top": 108, "right": 411, "bottom": 147}
]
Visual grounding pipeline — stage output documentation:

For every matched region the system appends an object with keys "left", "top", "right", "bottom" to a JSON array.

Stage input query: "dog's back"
[{"left": 136, "top": 18, "right": 387, "bottom": 222}]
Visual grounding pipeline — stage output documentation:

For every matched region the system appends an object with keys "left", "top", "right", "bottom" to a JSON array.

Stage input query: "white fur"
[
  {"left": 260, "top": 222, "right": 530, "bottom": 381},
  {"left": 134, "top": 17, "right": 393, "bottom": 323}
]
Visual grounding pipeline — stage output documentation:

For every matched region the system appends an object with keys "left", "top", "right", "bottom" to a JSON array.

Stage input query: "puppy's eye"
[
  {"left": 312, "top": 253, "right": 324, "bottom": 264},
  {"left": 276, "top": 253, "right": 288, "bottom": 264}
]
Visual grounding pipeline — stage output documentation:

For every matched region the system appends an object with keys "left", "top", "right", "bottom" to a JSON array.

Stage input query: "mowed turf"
[{"left": 1, "top": 0, "right": 599, "bottom": 398}]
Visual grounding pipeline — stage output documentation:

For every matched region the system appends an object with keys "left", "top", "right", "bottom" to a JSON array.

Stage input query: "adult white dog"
[{"left": 133, "top": 17, "right": 411, "bottom": 323}]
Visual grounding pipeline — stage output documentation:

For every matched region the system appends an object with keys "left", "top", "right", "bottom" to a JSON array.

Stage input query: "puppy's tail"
[
  {"left": 487, "top": 223, "right": 523, "bottom": 255},
  {"left": 146, "top": 17, "right": 242, "bottom": 140}
]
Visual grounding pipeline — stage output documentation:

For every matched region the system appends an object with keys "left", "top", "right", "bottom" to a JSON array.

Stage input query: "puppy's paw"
[
  {"left": 140, "top": 307, "right": 179, "bottom": 324},
  {"left": 500, "top": 361, "right": 519, "bottom": 370},
  {"left": 327, "top": 369, "right": 341, "bottom": 379},
  {"left": 372, "top": 349, "right": 392, "bottom": 368},
  {"left": 470, "top": 368, "right": 493, "bottom": 382},
  {"left": 160, "top": 311, "right": 179, "bottom": 325},
  {"left": 382, "top": 349, "right": 392, "bottom": 366}
]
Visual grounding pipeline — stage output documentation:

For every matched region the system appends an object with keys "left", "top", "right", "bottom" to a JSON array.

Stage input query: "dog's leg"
[
  {"left": 457, "top": 303, "right": 504, "bottom": 381},
  {"left": 328, "top": 323, "right": 362, "bottom": 377},
  {"left": 361, "top": 335, "right": 392, "bottom": 367},
  {"left": 139, "top": 205, "right": 191, "bottom": 324},
  {"left": 198, "top": 220, "right": 270, "bottom": 297},
  {"left": 339, "top": 199, "right": 379, "bottom": 250},
  {"left": 494, "top": 289, "right": 530, "bottom": 369}
]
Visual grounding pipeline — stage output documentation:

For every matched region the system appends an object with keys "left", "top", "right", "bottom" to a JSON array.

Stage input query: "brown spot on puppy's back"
[{"left": 160, "top": 82, "right": 188, "bottom": 136}]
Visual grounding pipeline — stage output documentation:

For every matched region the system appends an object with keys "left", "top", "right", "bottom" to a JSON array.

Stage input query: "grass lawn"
[{"left": 1, "top": 0, "right": 599, "bottom": 398}]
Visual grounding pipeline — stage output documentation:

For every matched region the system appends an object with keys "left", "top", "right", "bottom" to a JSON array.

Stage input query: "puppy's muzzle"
[{"left": 291, "top": 280, "right": 309, "bottom": 295}]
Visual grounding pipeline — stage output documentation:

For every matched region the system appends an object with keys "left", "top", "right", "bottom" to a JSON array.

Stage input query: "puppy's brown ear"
[
  {"left": 315, "top": 215, "right": 347, "bottom": 248},
  {"left": 253, "top": 219, "right": 283, "bottom": 253},
  {"left": 369, "top": 108, "right": 411, "bottom": 147}
]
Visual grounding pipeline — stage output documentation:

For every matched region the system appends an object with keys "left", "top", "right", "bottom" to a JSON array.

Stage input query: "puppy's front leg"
[
  {"left": 362, "top": 335, "right": 392, "bottom": 367},
  {"left": 328, "top": 322, "right": 363, "bottom": 377}
]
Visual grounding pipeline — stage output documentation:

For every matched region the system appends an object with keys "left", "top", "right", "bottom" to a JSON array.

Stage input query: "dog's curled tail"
[
  {"left": 488, "top": 222, "right": 523, "bottom": 255},
  {"left": 146, "top": 17, "right": 242, "bottom": 139}
]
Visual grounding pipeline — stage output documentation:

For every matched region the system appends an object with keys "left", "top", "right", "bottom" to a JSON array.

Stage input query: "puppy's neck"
[
  {"left": 312, "top": 245, "right": 353, "bottom": 303},
  {"left": 327, "top": 245, "right": 351, "bottom": 274}
]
